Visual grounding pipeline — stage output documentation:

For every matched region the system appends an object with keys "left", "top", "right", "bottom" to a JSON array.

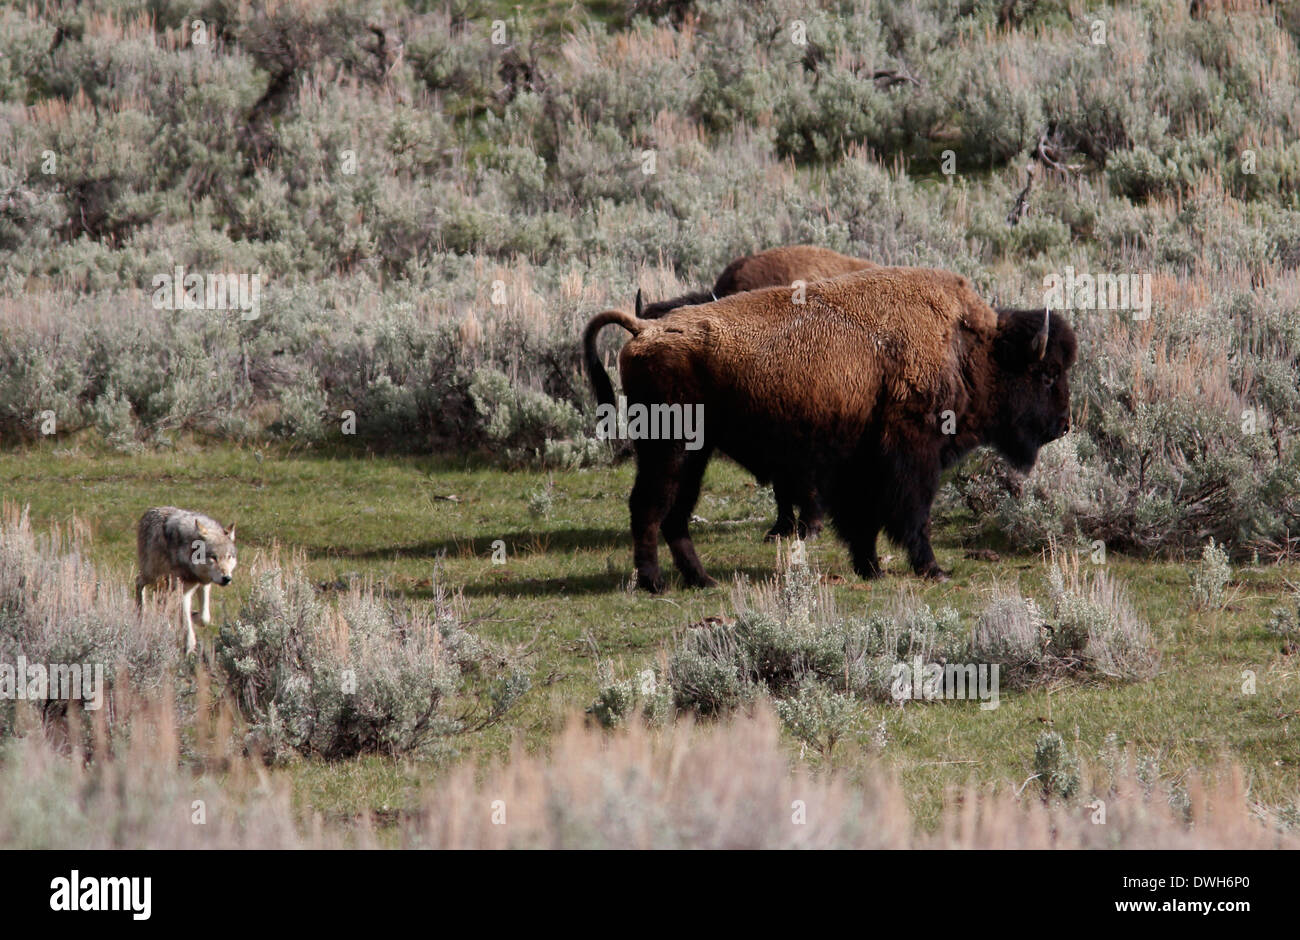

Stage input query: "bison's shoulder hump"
[
  {"left": 813, "top": 267, "right": 997, "bottom": 394},
  {"left": 820, "top": 266, "right": 996, "bottom": 331}
]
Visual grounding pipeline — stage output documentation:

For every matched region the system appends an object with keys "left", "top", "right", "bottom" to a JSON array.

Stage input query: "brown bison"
[
  {"left": 636, "top": 245, "right": 878, "bottom": 539},
  {"left": 635, "top": 244, "right": 877, "bottom": 319},
  {"left": 584, "top": 266, "right": 1076, "bottom": 592}
]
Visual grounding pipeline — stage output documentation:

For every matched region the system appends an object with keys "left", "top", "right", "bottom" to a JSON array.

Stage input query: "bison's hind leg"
[
  {"left": 629, "top": 440, "right": 683, "bottom": 592},
  {"left": 662, "top": 445, "right": 717, "bottom": 588},
  {"left": 766, "top": 480, "right": 824, "bottom": 542}
]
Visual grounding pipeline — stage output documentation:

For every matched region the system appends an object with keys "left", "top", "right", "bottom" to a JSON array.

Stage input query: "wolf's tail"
[{"left": 582, "top": 309, "right": 647, "bottom": 409}]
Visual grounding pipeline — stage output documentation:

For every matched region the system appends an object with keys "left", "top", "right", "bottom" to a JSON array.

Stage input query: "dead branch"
[{"left": 1006, "top": 163, "right": 1035, "bottom": 226}]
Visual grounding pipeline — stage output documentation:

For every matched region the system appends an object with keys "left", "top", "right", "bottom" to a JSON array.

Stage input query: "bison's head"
[{"left": 989, "top": 308, "right": 1077, "bottom": 472}]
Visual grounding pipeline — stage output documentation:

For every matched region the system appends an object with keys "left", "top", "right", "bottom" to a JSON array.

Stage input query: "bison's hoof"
[
  {"left": 636, "top": 572, "right": 666, "bottom": 593},
  {"left": 687, "top": 574, "right": 719, "bottom": 589},
  {"left": 920, "top": 566, "right": 951, "bottom": 582},
  {"left": 798, "top": 522, "right": 823, "bottom": 541},
  {"left": 763, "top": 524, "right": 796, "bottom": 542}
]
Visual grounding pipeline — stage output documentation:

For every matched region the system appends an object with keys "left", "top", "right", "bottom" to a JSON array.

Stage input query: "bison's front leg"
[
  {"left": 846, "top": 520, "right": 883, "bottom": 579},
  {"left": 764, "top": 484, "right": 800, "bottom": 541},
  {"left": 797, "top": 490, "right": 825, "bottom": 540},
  {"left": 829, "top": 493, "right": 882, "bottom": 578},
  {"left": 885, "top": 449, "right": 949, "bottom": 581},
  {"left": 905, "top": 517, "right": 948, "bottom": 581}
]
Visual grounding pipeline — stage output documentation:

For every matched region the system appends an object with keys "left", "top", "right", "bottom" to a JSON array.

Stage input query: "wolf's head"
[{"left": 197, "top": 521, "right": 237, "bottom": 585}]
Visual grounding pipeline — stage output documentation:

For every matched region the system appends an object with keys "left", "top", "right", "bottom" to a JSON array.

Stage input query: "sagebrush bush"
[
  {"left": 216, "top": 557, "right": 527, "bottom": 762},
  {"left": 469, "top": 368, "right": 604, "bottom": 468},
  {"left": 773, "top": 675, "right": 862, "bottom": 760},
  {"left": 945, "top": 434, "right": 1114, "bottom": 552},
  {"left": 587, "top": 662, "right": 672, "bottom": 728},
  {"left": 1265, "top": 592, "right": 1300, "bottom": 645},
  {"left": 0, "top": 503, "right": 178, "bottom": 737},
  {"left": 1191, "top": 538, "right": 1232, "bottom": 611},
  {"left": 1045, "top": 557, "right": 1160, "bottom": 682},
  {"left": 602, "top": 548, "right": 1159, "bottom": 730},
  {"left": 969, "top": 590, "right": 1047, "bottom": 690},
  {"left": 1033, "top": 731, "right": 1080, "bottom": 801}
]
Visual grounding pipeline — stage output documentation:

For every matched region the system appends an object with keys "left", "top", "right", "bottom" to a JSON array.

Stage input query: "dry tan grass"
[
  {"left": 1, "top": 688, "right": 1290, "bottom": 849},
  {"left": 0, "top": 502, "right": 180, "bottom": 727},
  {"left": 0, "top": 513, "right": 1282, "bottom": 849}
]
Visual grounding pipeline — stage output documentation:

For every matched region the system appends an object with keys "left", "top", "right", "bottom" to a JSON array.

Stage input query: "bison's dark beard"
[
  {"left": 1008, "top": 451, "right": 1039, "bottom": 474},
  {"left": 997, "top": 432, "right": 1045, "bottom": 474}
]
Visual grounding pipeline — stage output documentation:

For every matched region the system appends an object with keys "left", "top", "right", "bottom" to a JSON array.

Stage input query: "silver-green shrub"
[
  {"left": 1046, "top": 562, "right": 1160, "bottom": 681},
  {"left": 1190, "top": 538, "right": 1232, "bottom": 611},
  {"left": 1033, "top": 730, "right": 1080, "bottom": 801},
  {"left": 216, "top": 563, "right": 525, "bottom": 762},
  {"left": 0, "top": 505, "right": 177, "bottom": 737},
  {"left": 617, "top": 550, "right": 1159, "bottom": 727}
]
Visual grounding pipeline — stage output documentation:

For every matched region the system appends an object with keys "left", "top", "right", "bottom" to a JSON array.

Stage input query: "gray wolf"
[
  {"left": 135, "top": 507, "right": 237, "bottom": 653},
  {"left": 584, "top": 265, "right": 1076, "bottom": 591}
]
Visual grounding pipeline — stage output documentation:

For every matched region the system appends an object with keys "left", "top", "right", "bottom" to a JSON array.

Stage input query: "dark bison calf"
[
  {"left": 635, "top": 244, "right": 877, "bottom": 320},
  {"left": 584, "top": 266, "right": 1076, "bottom": 592},
  {"left": 636, "top": 245, "right": 878, "bottom": 539}
]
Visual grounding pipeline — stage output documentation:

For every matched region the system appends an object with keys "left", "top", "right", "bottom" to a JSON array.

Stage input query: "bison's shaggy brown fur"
[
  {"left": 636, "top": 245, "right": 879, "bottom": 538},
  {"left": 585, "top": 266, "right": 1077, "bottom": 592}
]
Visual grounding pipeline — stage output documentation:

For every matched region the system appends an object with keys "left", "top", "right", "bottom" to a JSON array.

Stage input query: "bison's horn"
[
  {"left": 635, "top": 289, "right": 644, "bottom": 318},
  {"left": 1035, "top": 306, "right": 1051, "bottom": 360}
]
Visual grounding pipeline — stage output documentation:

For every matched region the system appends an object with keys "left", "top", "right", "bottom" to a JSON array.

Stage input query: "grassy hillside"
[{"left": 3, "top": 0, "right": 1300, "bottom": 555}]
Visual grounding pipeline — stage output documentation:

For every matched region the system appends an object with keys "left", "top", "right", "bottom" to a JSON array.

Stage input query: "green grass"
[{"left": 2, "top": 439, "right": 1297, "bottom": 827}]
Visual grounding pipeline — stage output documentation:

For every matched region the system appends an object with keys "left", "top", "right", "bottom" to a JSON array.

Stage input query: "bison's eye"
[{"left": 1040, "top": 371, "right": 1056, "bottom": 386}]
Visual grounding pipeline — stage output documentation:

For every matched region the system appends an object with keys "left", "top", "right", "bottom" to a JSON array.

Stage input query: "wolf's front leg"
[
  {"left": 182, "top": 584, "right": 199, "bottom": 654},
  {"left": 200, "top": 583, "right": 212, "bottom": 625}
]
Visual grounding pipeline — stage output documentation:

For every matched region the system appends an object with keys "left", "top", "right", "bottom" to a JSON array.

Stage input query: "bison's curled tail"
[{"left": 582, "top": 309, "right": 646, "bottom": 409}]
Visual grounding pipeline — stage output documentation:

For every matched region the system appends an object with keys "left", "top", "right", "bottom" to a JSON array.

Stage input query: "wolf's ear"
[{"left": 225, "top": 523, "right": 236, "bottom": 542}]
